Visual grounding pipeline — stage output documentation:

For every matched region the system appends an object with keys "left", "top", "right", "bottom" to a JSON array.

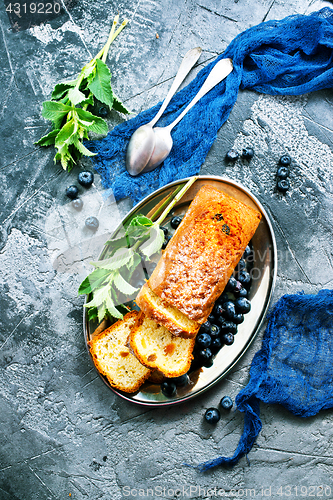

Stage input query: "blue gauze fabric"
[
  {"left": 87, "top": 7, "right": 333, "bottom": 204},
  {"left": 196, "top": 290, "right": 333, "bottom": 471}
]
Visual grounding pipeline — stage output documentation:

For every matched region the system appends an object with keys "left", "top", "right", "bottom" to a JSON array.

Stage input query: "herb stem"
[
  {"left": 149, "top": 184, "right": 185, "bottom": 222},
  {"left": 155, "top": 176, "right": 198, "bottom": 226}
]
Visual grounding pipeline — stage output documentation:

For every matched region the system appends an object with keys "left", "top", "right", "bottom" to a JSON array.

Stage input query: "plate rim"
[{"left": 83, "top": 175, "right": 278, "bottom": 406}]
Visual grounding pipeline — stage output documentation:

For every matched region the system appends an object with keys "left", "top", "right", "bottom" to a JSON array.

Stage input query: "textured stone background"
[{"left": 1, "top": 0, "right": 333, "bottom": 498}]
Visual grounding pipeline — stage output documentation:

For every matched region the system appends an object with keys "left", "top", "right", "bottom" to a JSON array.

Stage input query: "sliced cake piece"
[
  {"left": 88, "top": 311, "right": 151, "bottom": 393},
  {"left": 129, "top": 312, "right": 195, "bottom": 378},
  {"left": 136, "top": 283, "right": 200, "bottom": 339}
]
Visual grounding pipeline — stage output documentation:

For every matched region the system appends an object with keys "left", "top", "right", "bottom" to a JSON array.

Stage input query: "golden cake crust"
[{"left": 148, "top": 185, "right": 261, "bottom": 323}]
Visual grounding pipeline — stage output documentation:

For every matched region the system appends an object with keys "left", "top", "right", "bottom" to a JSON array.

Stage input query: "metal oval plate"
[{"left": 84, "top": 176, "right": 277, "bottom": 406}]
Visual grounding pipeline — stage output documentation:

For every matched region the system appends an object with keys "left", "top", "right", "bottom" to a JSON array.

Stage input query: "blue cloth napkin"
[
  {"left": 196, "top": 290, "right": 333, "bottom": 471},
  {"left": 87, "top": 7, "right": 333, "bottom": 204}
]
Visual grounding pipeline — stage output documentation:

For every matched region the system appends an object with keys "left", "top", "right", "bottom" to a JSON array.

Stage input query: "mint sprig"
[
  {"left": 35, "top": 14, "right": 129, "bottom": 172},
  {"left": 79, "top": 177, "right": 198, "bottom": 322}
]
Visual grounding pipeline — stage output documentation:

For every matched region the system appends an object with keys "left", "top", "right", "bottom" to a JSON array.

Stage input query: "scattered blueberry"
[
  {"left": 237, "top": 287, "right": 248, "bottom": 298},
  {"left": 78, "top": 170, "right": 94, "bottom": 188},
  {"left": 222, "top": 301, "right": 236, "bottom": 320},
  {"left": 279, "top": 154, "right": 291, "bottom": 166},
  {"left": 277, "top": 179, "right": 290, "bottom": 193},
  {"left": 170, "top": 216, "right": 182, "bottom": 229},
  {"left": 170, "top": 374, "right": 190, "bottom": 387},
  {"left": 204, "top": 407, "right": 221, "bottom": 424},
  {"left": 242, "top": 147, "right": 254, "bottom": 160},
  {"left": 217, "top": 319, "right": 237, "bottom": 335},
  {"left": 213, "top": 303, "right": 224, "bottom": 316},
  {"left": 85, "top": 216, "right": 99, "bottom": 231},
  {"left": 162, "top": 235, "right": 171, "bottom": 249},
  {"left": 66, "top": 185, "right": 79, "bottom": 199},
  {"left": 221, "top": 332, "right": 234, "bottom": 346},
  {"left": 160, "top": 226, "right": 169, "bottom": 237},
  {"left": 196, "top": 333, "right": 212, "bottom": 348},
  {"left": 210, "top": 324, "right": 220, "bottom": 338},
  {"left": 237, "top": 270, "right": 251, "bottom": 288},
  {"left": 233, "top": 313, "right": 244, "bottom": 325},
  {"left": 220, "top": 396, "right": 233, "bottom": 410},
  {"left": 225, "top": 276, "right": 238, "bottom": 292},
  {"left": 237, "top": 259, "right": 247, "bottom": 271},
  {"left": 198, "top": 348, "right": 213, "bottom": 364},
  {"left": 235, "top": 297, "right": 251, "bottom": 314},
  {"left": 161, "top": 381, "right": 177, "bottom": 397},
  {"left": 98, "top": 106, "right": 108, "bottom": 118},
  {"left": 242, "top": 245, "right": 252, "bottom": 260},
  {"left": 211, "top": 337, "right": 223, "bottom": 353},
  {"left": 277, "top": 166, "right": 289, "bottom": 179},
  {"left": 225, "top": 149, "right": 239, "bottom": 162},
  {"left": 72, "top": 198, "right": 83, "bottom": 211},
  {"left": 200, "top": 321, "right": 211, "bottom": 333}
]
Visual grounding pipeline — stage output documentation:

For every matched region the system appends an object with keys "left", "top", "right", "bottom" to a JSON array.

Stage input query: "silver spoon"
[
  {"left": 126, "top": 47, "right": 202, "bottom": 176},
  {"left": 142, "top": 57, "right": 233, "bottom": 173}
]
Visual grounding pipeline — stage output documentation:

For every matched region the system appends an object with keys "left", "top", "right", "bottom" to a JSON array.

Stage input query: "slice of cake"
[
  {"left": 129, "top": 312, "right": 195, "bottom": 378},
  {"left": 88, "top": 311, "right": 151, "bottom": 393}
]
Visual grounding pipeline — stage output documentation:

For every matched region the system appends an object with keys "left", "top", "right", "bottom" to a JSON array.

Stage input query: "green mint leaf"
[
  {"left": 113, "top": 94, "right": 130, "bottom": 114},
  {"left": 113, "top": 271, "right": 138, "bottom": 295},
  {"left": 127, "top": 215, "right": 154, "bottom": 228},
  {"left": 80, "top": 93, "right": 94, "bottom": 107},
  {"left": 78, "top": 268, "right": 111, "bottom": 295},
  {"left": 67, "top": 87, "right": 86, "bottom": 106},
  {"left": 55, "top": 120, "right": 76, "bottom": 147},
  {"left": 87, "top": 307, "right": 98, "bottom": 321},
  {"left": 73, "top": 136, "right": 97, "bottom": 157},
  {"left": 97, "top": 302, "right": 107, "bottom": 323},
  {"left": 75, "top": 108, "right": 108, "bottom": 135},
  {"left": 105, "top": 294, "right": 123, "bottom": 319},
  {"left": 35, "top": 129, "right": 60, "bottom": 147},
  {"left": 126, "top": 251, "right": 142, "bottom": 272},
  {"left": 51, "top": 81, "right": 77, "bottom": 100},
  {"left": 84, "top": 285, "right": 110, "bottom": 309},
  {"left": 42, "top": 101, "right": 72, "bottom": 129},
  {"left": 140, "top": 224, "right": 164, "bottom": 258},
  {"left": 82, "top": 63, "right": 96, "bottom": 80},
  {"left": 91, "top": 248, "right": 133, "bottom": 271},
  {"left": 88, "top": 59, "right": 114, "bottom": 108}
]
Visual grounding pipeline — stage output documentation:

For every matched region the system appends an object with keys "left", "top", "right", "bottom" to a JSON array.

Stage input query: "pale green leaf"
[
  {"left": 75, "top": 108, "right": 108, "bottom": 135},
  {"left": 41, "top": 101, "right": 72, "bottom": 129},
  {"left": 113, "top": 271, "right": 138, "bottom": 295},
  {"left": 51, "top": 81, "right": 77, "bottom": 100},
  {"left": 67, "top": 87, "right": 86, "bottom": 106},
  {"left": 35, "top": 129, "right": 60, "bottom": 147},
  {"left": 91, "top": 248, "right": 133, "bottom": 271},
  {"left": 73, "top": 136, "right": 97, "bottom": 157},
  {"left": 55, "top": 120, "right": 76, "bottom": 147},
  {"left": 105, "top": 294, "right": 123, "bottom": 319},
  {"left": 113, "top": 94, "right": 130, "bottom": 114},
  {"left": 78, "top": 268, "right": 111, "bottom": 295},
  {"left": 140, "top": 224, "right": 164, "bottom": 258},
  {"left": 88, "top": 59, "right": 114, "bottom": 108}
]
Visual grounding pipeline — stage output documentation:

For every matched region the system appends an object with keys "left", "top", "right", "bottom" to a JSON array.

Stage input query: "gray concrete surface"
[{"left": 1, "top": 0, "right": 333, "bottom": 498}]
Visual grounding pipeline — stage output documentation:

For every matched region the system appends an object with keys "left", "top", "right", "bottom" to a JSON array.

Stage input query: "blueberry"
[
  {"left": 225, "top": 276, "right": 238, "bottom": 292},
  {"left": 85, "top": 216, "right": 99, "bottom": 231},
  {"left": 78, "top": 171, "right": 94, "bottom": 188},
  {"left": 160, "top": 226, "right": 169, "bottom": 236},
  {"left": 279, "top": 154, "right": 291, "bottom": 166},
  {"left": 220, "top": 396, "right": 233, "bottom": 410},
  {"left": 217, "top": 319, "right": 237, "bottom": 335},
  {"left": 237, "top": 287, "right": 248, "bottom": 298},
  {"left": 200, "top": 321, "right": 211, "bottom": 333},
  {"left": 208, "top": 313, "right": 216, "bottom": 323},
  {"left": 98, "top": 106, "right": 108, "bottom": 118},
  {"left": 235, "top": 297, "right": 251, "bottom": 314},
  {"left": 161, "top": 381, "right": 177, "bottom": 397},
  {"left": 225, "top": 149, "right": 239, "bottom": 162},
  {"left": 242, "top": 147, "right": 254, "bottom": 160},
  {"left": 169, "top": 374, "right": 190, "bottom": 387},
  {"left": 210, "top": 324, "right": 220, "bottom": 338},
  {"left": 196, "top": 333, "right": 212, "bottom": 348},
  {"left": 221, "top": 332, "right": 234, "bottom": 346},
  {"left": 170, "top": 216, "right": 182, "bottom": 229},
  {"left": 204, "top": 407, "right": 221, "bottom": 424},
  {"left": 222, "top": 301, "right": 236, "bottom": 320},
  {"left": 233, "top": 313, "right": 244, "bottom": 325},
  {"left": 238, "top": 270, "right": 251, "bottom": 288},
  {"left": 216, "top": 291, "right": 230, "bottom": 304},
  {"left": 277, "top": 179, "right": 290, "bottom": 193},
  {"left": 242, "top": 245, "right": 252, "bottom": 260},
  {"left": 211, "top": 337, "right": 223, "bottom": 353},
  {"left": 277, "top": 166, "right": 289, "bottom": 179},
  {"left": 213, "top": 303, "right": 224, "bottom": 316},
  {"left": 66, "top": 185, "right": 79, "bottom": 199},
  {"left": 237, "top": 259, "right": 247, "bottom": 272},
  {"left": 198, "top": 348, "right": 213, "bottom": 363},
  {"left": 162, "top": 235, "right": 171, "bottom": 249},
  {"left": 72, "top": 198, "right": 83, "bottom": 211}
]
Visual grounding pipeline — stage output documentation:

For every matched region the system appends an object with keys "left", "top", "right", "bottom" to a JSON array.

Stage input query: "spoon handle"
[
  {"left": 166, "top": 58, "right": 233, "bottom": 131},
  {"left": 149, "top": 47, "right": 202, "bottom": 127}
]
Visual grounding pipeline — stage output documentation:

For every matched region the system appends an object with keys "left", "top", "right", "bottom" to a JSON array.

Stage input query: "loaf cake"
[
  {"left": 137, "top": 185, "right": 261, "bottom": 337},
  {"left": 129, "top": 312, "right": 195, "bottom": 377},
  {"left": 88, "top": 311, "right": 152, "bottom": 393}
]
